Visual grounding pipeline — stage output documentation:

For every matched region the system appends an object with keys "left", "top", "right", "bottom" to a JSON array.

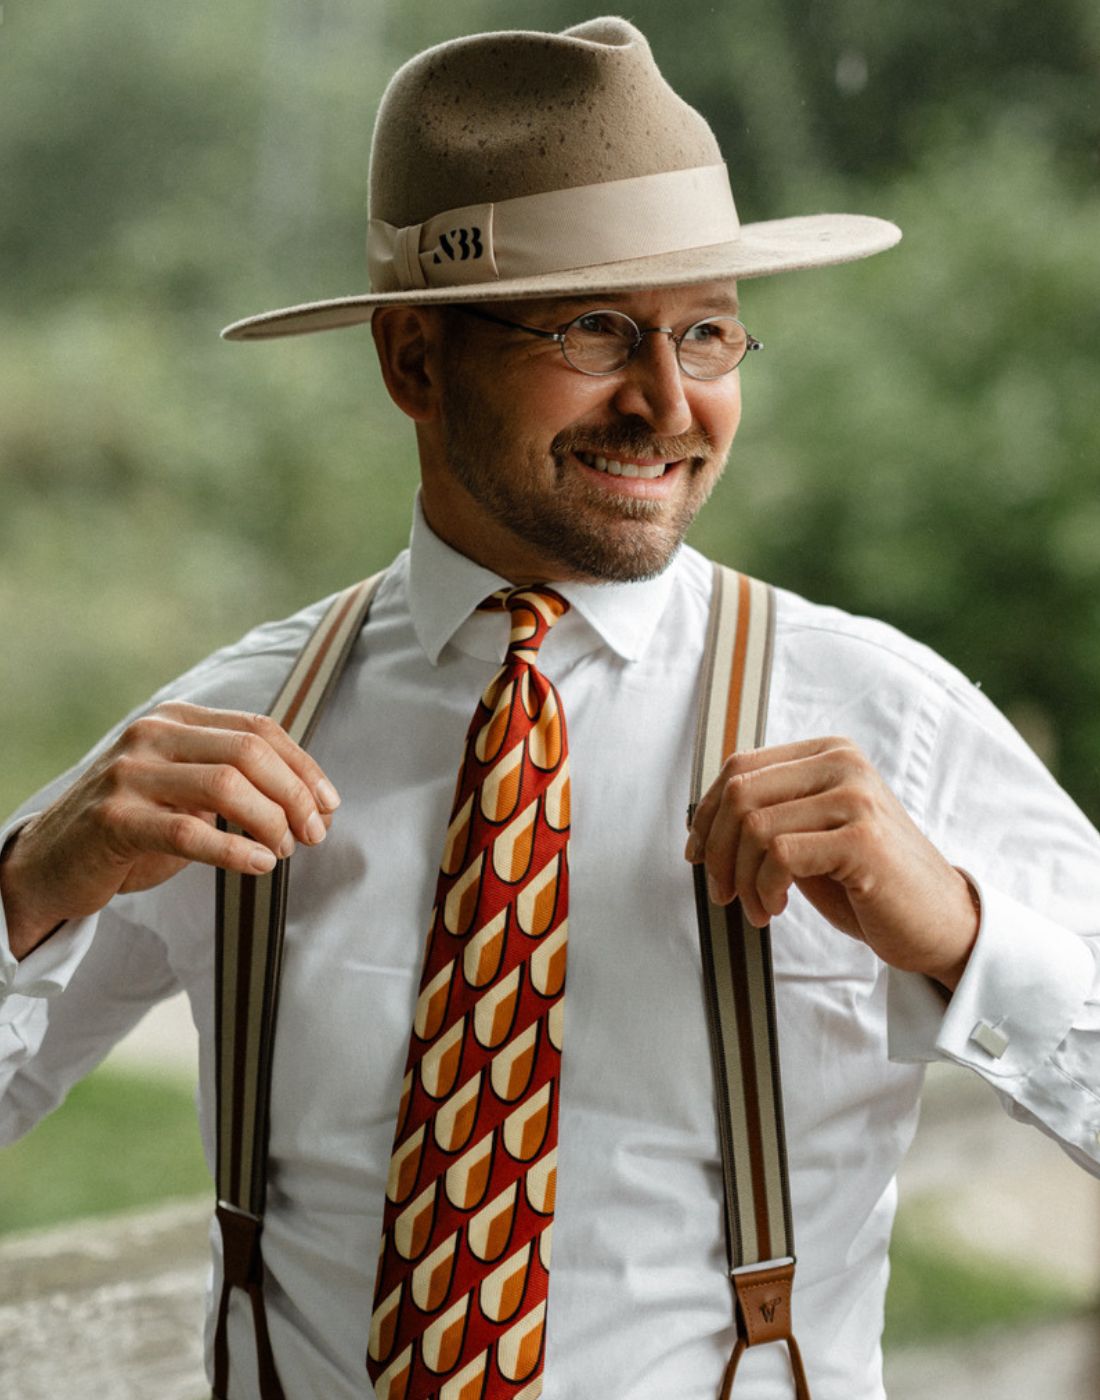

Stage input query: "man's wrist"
[
  {"left": 0, "top": 823, "right": 65, "bottom": 961},
  {"left": 927, "top": 869, "right": 982, "bottom": 995}
]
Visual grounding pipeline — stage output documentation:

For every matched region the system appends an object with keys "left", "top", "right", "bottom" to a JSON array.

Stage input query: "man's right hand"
[{"left": 0, "top": 702, "right": 341, "bottom": 960}]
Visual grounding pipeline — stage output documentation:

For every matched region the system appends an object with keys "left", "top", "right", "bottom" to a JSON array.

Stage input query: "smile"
[{"left": 574, "top": 451, "right": 677, "bottom": 480}]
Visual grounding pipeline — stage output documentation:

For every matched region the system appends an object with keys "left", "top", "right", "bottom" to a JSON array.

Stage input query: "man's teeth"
[{"left": 576, "top": 451, "right": 668, "bottom": 480}]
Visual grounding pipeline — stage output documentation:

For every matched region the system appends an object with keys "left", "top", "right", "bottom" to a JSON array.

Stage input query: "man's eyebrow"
[{"left": 511, "top": 289, "right": 741, "bottom": 318}]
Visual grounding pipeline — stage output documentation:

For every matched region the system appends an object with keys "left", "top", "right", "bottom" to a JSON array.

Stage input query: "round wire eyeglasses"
[{"left": 455, "top": 306, "right": 762, "bottom": 380}]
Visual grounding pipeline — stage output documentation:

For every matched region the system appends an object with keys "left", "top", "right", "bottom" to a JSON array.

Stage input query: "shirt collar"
[{"left": 407, "top": 494, "right": 681, "bottom": 665}]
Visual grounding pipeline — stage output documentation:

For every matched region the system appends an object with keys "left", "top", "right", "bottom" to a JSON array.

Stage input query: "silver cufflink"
[{"left": 969, "top": 1020, "right": 1010, "bottom": 1058}]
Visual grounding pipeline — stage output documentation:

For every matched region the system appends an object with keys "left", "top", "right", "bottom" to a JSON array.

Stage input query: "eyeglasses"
[{"left": 455, "top": 306, "right": 762, "bottom": 380}]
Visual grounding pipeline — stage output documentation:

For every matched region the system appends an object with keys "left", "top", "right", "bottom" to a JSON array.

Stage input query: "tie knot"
[{"left": 480, "top": 585, "right": 570, "bottom": 662}]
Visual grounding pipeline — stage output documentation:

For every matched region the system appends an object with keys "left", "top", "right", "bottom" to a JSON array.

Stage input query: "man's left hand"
[{"left": 685, "top": 736, "right": 979, "bottom": 991}]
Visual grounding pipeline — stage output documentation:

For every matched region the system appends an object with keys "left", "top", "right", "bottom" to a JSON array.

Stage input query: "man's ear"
[{"left": 372, "top": 306, "right": 445, "bottom": 422}]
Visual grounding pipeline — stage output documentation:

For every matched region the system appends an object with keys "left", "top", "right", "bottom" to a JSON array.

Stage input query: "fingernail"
[
  {"left": 305, "top": 813, "right": 326, "bottom": 844},
  {"left": 251, "top": 848, "right": 277, "bottom": 873},
  {"left": 316, "top": 779, "right": 341, "bottom": 811},
  {"left": 279, "top": 832, "right": 296, "bottom": 859}
]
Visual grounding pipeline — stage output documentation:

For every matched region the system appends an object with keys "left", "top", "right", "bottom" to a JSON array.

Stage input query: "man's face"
[{"left": 419, "top": 281, "right": 744, "bottom": 583}]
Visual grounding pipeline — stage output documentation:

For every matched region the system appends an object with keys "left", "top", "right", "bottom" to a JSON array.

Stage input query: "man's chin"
[{"left": 518, "top": 516, "right": 686, "bottom": 584}]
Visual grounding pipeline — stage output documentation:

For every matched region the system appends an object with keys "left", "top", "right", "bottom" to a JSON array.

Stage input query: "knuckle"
[
  {"left": 770, "top": 833, "right": 793, "bottom": 866},
  {"left": 122, "top": 715, "right": 160, "bottom": 749},
  {"left": 740, "top": 807, "right": 769, "bottom": 842},
  {"left": 101, "top": 751, "right": 146, "bottom": 795},
  {"left": 722, "top": 771, "right": 751, "bottom": 814},
  {"left": 206, "top": 764, "right": 242, "bottom": 803},
  {"left": 232, "top": 731, "right": 266, "bottom": 767},
  {"left": 843, "top": 783, "right": 877, "bottom": 821},
  {"left": 248, "top": 712, "right": 280, "bottom": 740},
  {"left": 164, "top": 813, "right": 200, "bottom": 853}
]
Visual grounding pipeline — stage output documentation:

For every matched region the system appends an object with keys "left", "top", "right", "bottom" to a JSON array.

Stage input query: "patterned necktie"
[{"left": 368, "top": 585, "right": 571, "bottom": 1400}]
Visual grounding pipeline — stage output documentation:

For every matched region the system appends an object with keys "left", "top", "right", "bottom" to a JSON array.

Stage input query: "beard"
[{"left": 438, "top": 377, "right": 726, "bottom": 583}]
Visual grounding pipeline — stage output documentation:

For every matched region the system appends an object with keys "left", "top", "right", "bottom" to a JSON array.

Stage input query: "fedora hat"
[{"left": 222, "top": 16, "right": 900, "bottom": 341}]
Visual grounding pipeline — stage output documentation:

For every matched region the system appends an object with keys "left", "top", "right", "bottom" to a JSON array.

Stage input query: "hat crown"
[{"left": 369, "top": 16, "right": 721, "bottom": 229}]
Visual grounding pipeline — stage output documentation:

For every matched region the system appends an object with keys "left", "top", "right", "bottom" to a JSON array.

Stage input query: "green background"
[
  {"left": 3, "top": 0, "right": 1099, "bottom": 821},
  {"left": 2, "top": 0, "right": 1098, "bottom": 1357}
]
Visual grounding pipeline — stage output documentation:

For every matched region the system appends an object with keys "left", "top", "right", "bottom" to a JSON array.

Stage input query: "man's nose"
[{"left": 609, "top": 330, "right": 693, "bottom": 436}]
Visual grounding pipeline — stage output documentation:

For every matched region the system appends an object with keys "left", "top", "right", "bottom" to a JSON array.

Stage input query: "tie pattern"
[{"left": 368, "top": 586, "right": 571, "bottom": 1400}]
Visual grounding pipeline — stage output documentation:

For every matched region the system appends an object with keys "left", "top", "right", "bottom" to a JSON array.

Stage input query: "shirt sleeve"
[
  {"left": 0, "top": 598, "right": 329, "bottom": 1144},
  {"left": 886, "top": 666, "right": 1100, "bottom": 1175}
]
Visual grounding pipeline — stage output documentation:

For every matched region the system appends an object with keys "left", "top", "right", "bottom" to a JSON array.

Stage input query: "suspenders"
[
  {"left": 691, "top": 566, "right": 810, "bottom": 1399},
  {"left": 211, "top": 565, "right": 808, "bottom": 1399},
  {"left": 212, "top": 575, "right": 384, "bottom": 1400}
]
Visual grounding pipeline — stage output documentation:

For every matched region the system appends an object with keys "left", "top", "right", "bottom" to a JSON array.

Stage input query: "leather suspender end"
[
  {"left": 721, "top": 1260, "right": 811, "bottom": 1399},
  {"left": 731, "top": 1260, "right": 796, "bottom": 1347}
]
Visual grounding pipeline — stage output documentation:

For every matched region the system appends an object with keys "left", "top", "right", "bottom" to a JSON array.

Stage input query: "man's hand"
[
  {"left": 0, "top": 702, "right": 341, "bottom": 960},
  {"left": 685, "top": 736, "right": 979, "bottom": 991}
]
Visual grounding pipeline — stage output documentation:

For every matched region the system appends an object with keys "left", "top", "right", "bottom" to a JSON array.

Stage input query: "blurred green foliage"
[
  {"left": 885, "top": 1216, "right": 1086, "bottom": 1347},
  {"left": 2, "top": 4, "right": 1099, "bottom": 1357},
  {"left": 3, "top": 0, "right": 1099, "bottom": 819},
  {"left": 0, "top": 1066, "right": 209, "bottom": 1232}
]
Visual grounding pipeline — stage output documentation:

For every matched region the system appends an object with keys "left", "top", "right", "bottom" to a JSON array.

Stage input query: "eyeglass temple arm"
[{"left": 455, "top": 306, "right": 564, "bottom": 342}]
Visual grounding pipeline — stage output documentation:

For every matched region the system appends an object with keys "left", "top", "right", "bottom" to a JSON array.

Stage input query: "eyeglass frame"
[{"left": 453, "top": 305, "right": 763, "bottom": 380}]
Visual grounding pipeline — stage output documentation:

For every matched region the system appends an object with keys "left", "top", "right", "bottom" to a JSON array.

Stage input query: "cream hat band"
[{"left": 368, "top": 164, "right": 739, "bottom": 294}]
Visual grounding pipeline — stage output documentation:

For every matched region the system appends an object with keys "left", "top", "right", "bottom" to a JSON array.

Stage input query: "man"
[{"left": 1, "top": 17, "right": 1098, "bottom": 1400}]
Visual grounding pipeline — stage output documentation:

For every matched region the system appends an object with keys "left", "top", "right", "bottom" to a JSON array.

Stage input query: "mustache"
[{"left": 552, "top": 424, "right": 712, "bottom": 462}]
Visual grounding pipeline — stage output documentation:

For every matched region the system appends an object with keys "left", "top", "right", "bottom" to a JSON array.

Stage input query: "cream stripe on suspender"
[
  {"left": 209, "top": 562, "right": 807, "bottom": 1399},
  {"left": 690, "top": 565, "right": 811, "bottom": 1399},
  {"left": 212, "top": 573, "right": 383, "bottom": 1400}
]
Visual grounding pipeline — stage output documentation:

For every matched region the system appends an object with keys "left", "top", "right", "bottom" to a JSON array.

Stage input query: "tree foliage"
[{"left": 2, "top": 0, "right": 1099, "bottom": 820}]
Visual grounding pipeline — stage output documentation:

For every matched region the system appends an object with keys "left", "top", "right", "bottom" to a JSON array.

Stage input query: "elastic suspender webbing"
[
  {"left": 212, "top": 573, "right": 383, "bottom": 1400},
  {"left": 691, "top": 565, "right": 811, "bottom": 1399},
  {"left": 211, "top": 564, "right": 807, "bottom": 1398}
]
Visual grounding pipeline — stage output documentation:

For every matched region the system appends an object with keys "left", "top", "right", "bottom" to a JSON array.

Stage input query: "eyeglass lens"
[{"left": 561, "top": 311, "right": 750, "bottom": 379}]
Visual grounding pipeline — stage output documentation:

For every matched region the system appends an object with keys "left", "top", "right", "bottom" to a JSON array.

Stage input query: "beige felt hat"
[{"left": 222, "top": 16, "right": 900, "bottom": 342}]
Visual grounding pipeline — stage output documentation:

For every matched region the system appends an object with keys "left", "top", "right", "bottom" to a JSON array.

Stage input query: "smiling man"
[{"left": 2, "top": 17, "right": 1099, "bottom": 1400}]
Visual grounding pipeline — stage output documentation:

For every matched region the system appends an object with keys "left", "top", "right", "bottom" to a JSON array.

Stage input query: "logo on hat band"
[{"left": 367, "top": 163, "right": 740, "bottom": 293}]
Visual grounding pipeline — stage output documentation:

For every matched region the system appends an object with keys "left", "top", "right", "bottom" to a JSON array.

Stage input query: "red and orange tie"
[{"left": 368, "top": 586, "right": 571, "bottom": 1400}]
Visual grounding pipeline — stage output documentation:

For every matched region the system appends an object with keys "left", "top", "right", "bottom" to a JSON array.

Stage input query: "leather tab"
[
  {"left": 723, "top": 1262, "right": 812, "bottom": 1398},
  {"left": 732, "top": 1261, "right": 796, "bottom": 1345},
  {"left": 216, "top": 1203, "right": 264, "bottom": 1288}
]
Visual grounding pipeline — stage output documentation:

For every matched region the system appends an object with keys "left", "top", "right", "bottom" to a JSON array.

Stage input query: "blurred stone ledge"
[
  {"left": 0, "top": 1184, "right": 1096, "bottom": 1399},
  {"left": 884, "top": 1315, "right": 1100, "bottom": 1399},
  {"left": 0, "top": 1198, "right": 209, "bottom": 1400}
]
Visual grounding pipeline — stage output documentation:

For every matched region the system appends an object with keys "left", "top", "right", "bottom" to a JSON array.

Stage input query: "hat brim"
[{"left": 221, "top": 213, "right": 900, "bottom": 341}]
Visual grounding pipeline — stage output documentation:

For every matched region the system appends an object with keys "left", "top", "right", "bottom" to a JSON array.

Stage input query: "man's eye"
[
  {"left": 683, "top": 320, "right": 721, "bottom": 343},
  {"left": 575, "top": 313, "right": 621, "bottom": 336}
]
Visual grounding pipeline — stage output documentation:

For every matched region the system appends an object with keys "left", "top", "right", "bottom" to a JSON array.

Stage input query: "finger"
[
  {"left": 114, "top": 804, "right": 279, "bottom": 875},
  {"left": 128, "top": 716, "right": 331, "bottom": 845},
  {"left": 707, "top": 786, "right": 852, "bottom": 908},
  {"left": 684, "top": 754, "right": 735, "bottom": 860},
  {"left": 150, "top": 703, "right": 341, "bottom": 812},
  {"left": 133, "top": 759, "right": 306, "bottom": 857},
  {"left": 720, "top": 735, "right": 856, "bottom": 778},
  {"left": 686, "top": 741, "right": 851, "bottom": 862}
]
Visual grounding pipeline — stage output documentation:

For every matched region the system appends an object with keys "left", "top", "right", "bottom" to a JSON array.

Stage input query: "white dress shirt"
[{"left": 2, "top": 501, "right": 1099, "bottom": 1399}]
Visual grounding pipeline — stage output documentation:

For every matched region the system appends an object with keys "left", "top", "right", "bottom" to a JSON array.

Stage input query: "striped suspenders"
[
  {"left": 212, "top": 574, "right": 383, "bottom": 1400},
  {"left": 692, "top": 565, "right": 809, "bottom": 1398},
  {"left": 211, "top": 565, "right": 806, "bottom": 1399}
]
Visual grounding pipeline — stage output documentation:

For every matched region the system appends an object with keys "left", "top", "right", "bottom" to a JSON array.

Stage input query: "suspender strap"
[
  {"left": 692, "top": 566, "right": 810, "bottom": 1399},
  {"left": 212, "top": 573, "right": 383, "bottom": 1400}
]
